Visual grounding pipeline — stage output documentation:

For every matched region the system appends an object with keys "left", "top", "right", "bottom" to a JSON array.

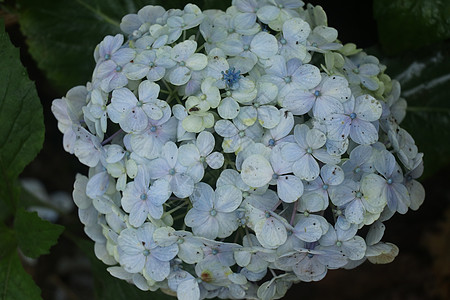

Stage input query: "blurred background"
[{"left": 1, "top": 0, "right": 449, "bottom": 299}]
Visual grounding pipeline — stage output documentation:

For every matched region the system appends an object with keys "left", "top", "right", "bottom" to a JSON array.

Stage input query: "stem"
[
  {"left": 271, "top": 200, "right": 282, "bottom": 212},
  {"left": 101, "top": 129, "right": 123, "bottom": 145},
  {"left": 162, "top": 199, "right": 189, "bottom": 217},
  {"left": 183, "top": 30, "right": 187, "bottom": 42}
]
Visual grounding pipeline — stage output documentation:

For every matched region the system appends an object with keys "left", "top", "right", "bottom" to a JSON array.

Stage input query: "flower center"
[
  {"left": 356, "top": 191, "right": 363, "bottom": 198},
  {"left": 354, "top": 167, "right": 361, "bottom": 174},
  {"left": 272, "top": 173, "right": 279, "bottom": 180},
  {"left": 336, "top": 241, "right": 342, "bottom": 247},
  {"left": 322, "top": 184, "right": 329, "bottom": 190},
  {"left": 387, "top": 178, "right": 393, "bottom": 185},
  {"left": 314, "top": 90, "right": 321, "bottom": 97},
  {"left": 104, "top": 54, "right": 111, "bottom": 60},
  {"left": 179, "top": 61, "right": 186, "bottom": 67},
  {"left": 115, "top": 65, "right": 123, "bottom": 72},
  {"left": 140, "top": 193, "right": 148, "bottom": 200},
  {"left": 350, "top": 112, "right": 357, "bottom": 120},
  {"left": 150, "top": 126, "right": 157, "bottom": 132},
  {"left": 280, "top": 38, "right": 287, "bottom": 45},
  {"left": 268, "top": 139, "right": 276, "bottom": 146},
  {"left": 284, "top": 76, "right": 292, "bottom": 83},
  {"left": 177, "top": 238, "right": 184, "bottom": 244},
  {"left": 307, "top": 147, "right": 313, "bottom": 154},
  {"left": 212, "top": 248, "right": 219, "bottom": 255},
  {"left": 238, "top": 131, "right": 245, "bottom": 138},
  {"left": 222, "top": 67, "right": 242, "bottom": 89},
  {"left": 210, "top": 209, "right": 217, "bottom": 216},
  {"left": 353, "top": 68, "right": 360, "bottom": 74},
  {"left": 169, "top": 168, "right": 176, "bottom": 175},
  {"left": 143, "top": 249, "right": 150, "bottom": 256}
]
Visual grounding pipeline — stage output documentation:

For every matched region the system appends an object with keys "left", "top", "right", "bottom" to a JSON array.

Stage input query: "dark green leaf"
[
  {"left": 0, "top": 225, "right": 16, "bottom": 260},
  {"left": 373, "top": 0, "right": 450, "bottom": 55},
  {"left": 0, "top": 19, "right": 44, "bottom": 211},
  {"left": 74, "top": 238, "right": 174, "bottom": 300},
  {"left": 17, "top": 0, "right": 230, "bottom": 92},
  {"left": 378, "top": 43, "right": 450, "bottom": 177},
  {"left": 0, "top": 251, "right": 42, "bottom": 300},
  {"left": 13, "top": 208, "right": 64, "bottom": 259}
]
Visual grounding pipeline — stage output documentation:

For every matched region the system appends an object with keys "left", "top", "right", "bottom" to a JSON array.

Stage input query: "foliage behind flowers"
[{"left": 52, "top": 0, "right": 425, "bottom": 299}]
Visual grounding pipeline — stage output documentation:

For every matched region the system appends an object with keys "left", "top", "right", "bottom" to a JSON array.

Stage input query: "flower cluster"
[{"left": 52, "top": 0, "right": 424, "bottom": 299}]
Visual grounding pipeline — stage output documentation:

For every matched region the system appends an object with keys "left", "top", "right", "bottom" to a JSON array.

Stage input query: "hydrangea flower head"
[{"left": 52, "top": 1, "right": 425, "bottom": 299}]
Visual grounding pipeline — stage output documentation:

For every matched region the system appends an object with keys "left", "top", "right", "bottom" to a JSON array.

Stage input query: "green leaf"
[
  {"left": 377, "top": 43, "right": 450, "bottom": 177},
  {"left": 0, "top": 19, "right": 44, "bottom": 211},
  {"left": 17, "top": 0, "right": 230, "bottom": 92},
  {"left": 373, "top": 0, "right": 450, "bottom": 55},
  {"left": 0, "top": 251, "right": 42, "bottom": 300},
  {"left": 13, "top": 208, "right": 64, "bottom": 259},
  {"left": 73, "top": 238, "right": 174, "bottom": 300},
  {"left": 0, "top": 225, "right": 16, "bottom": 260}
]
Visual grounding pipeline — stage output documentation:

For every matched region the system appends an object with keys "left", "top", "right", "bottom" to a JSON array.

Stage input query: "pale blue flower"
[
  {"left": 117, "top": 223, "right": 178, "bottom": 281},
  {"left": 147, "top": 141, "right": 196, "bottom": 198},
  {"left": 121, "top": 168, "right": 170, "bottom": 226},
  {"left": 185, "top": 182, "right": 242, "bottom": 239}
]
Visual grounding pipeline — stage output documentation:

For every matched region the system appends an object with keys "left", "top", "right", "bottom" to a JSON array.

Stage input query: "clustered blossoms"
[{"left": 52, "top": 0, "right": 425, "bottom": 299}]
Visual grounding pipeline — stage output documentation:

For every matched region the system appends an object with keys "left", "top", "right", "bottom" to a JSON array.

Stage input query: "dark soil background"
[{"left": 3, "top": 0, "right": 449, "bottom": 299}]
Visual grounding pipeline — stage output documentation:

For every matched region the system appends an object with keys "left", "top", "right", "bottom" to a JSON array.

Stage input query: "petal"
[
  {"left": 320, "top": 164, "right": 344, "bottom": 186},
  {"left": 241, "top": 154, "right": 274, "bottom": 187},
  {"left": 293, "top": 154, "right": 320, "bottom": 181},
  {"left": 257, "top": 106, "right": 281, "bottom": 129},
  {"left": 350, "top": 119, "right": 379, "bottom": 145},
  {"left": 354, "top": 95, "right": 382, "bottom": 122},
  {"left": 215, "top": 185, "right": 242, "bottom": 212},
  {"left": 250, "top": 32, "right": 278, "bottom": 59},
  {"left": 277, "top": 175, "right": 304, "bottom": 203}
]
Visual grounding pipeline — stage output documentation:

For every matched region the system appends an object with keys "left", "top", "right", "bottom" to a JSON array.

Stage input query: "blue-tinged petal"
[
  {"left": 171, "top": 173, "right": 195, "bottom": 198},
  {"left": 306, "top": 128, "right": 327, "bottom": 149},
  {"left": 178, "top": 144, "right": 200, "bottom": 167},
  {"left": 312, "top": 148, "right": 340, "bottom": 164},
  {"left": 206, "top": 152, "right": 224, "bottom": 169},
  {"left": 280, "top": 142, "right": 303, "bottom": 162},
  {"left": 320, "top": 164, "right": 344, "bottom": 186},
  {"left": 255, "top": 217, "right": 288, "bottom": 249},
  {"left": 250, "top": 32, "right": 278, "bottom": 59},
  {"left": 344, "top": 199, "right": 365, "bottom": 224},
  {"left": 313, "top": 95, "right": 344, "bottom": 119},
  {"left": 169, "top": 66, "right": 191, "bottom": 86},
  {"left": 241, "top": 154, "right": 274, "bottom": 187},
  {"left": 354, "top": 95, "right": 382, "bottom": 122},
  {"left": 196, "top": 131, "right": 215, "bottom": 156},
  {"left": 215, "top": 119, "right": 238, "bottom": 137},
  {"left": 138, "top": 80, "right": 160, "bottom": 102},
  {"left": 257, "top": 105, "right": 281, "bottom": 129},
  {"left": 293, "top": 215, "right": 327, "bottom": 242},
  {"left": 293, "top": 154, "right": 320, "bottom": 181},
  {"left": 151, "top": 244, "right": 179, "bottom": 262},
  {"left": 190, "top": 182, "right": 214, "bottom": 210},
  {"left": 293, "top": 256, "right": 327, "bottom": 282},
  {"left": 387, "top": 183, "right": 410, "bottom": 214},
  {"left": 374, "top": 150, "right": 396, "bottom": 178},
  {"left": 178, "top": 278, "right": 200, "bottom": 300},
  {"left": 342, "top": 236, "right": 366, "bottom": 260},
  {"left": 185, "top": 208, "right": 210, "bottom": 228},
  {"left": 350, "top": 119, "right": 378, "bottom": 145},
  {"left": 122, "top": 108, "right": 148, "bottom": 133},
  {"left": 215, "top": 185, "right": 242, "bottom": 212},
  {"left": 277, "top": 175, "right": 304, "bottom": 203},
  {"left": 281, "top": 89, "right": 315, "bottom": 115},
  {"left": 129, "top": 201, "right": 149, "bottom": 227},
  {"left": 186, "top": 53, "right": 208, "bottom": 71},
  {"left": 144, "top": 256, "right": 170, "bottom": 281},
  {"left": 193, "top": 214, "right": 219, "bottom": 239},
  {"left": 238, "top": 106, "right": 258, "bottom": 127},
  {"left": 215, "top": 212, "right": 239, "bottom": 238},
  {"left": 148, "top": 158, "right": 170, "bottom": 179},
  {"left": 86, "top": 171, "right": 109, "bottom": 199},
  {"left": 326, "top": 114, "right": 351, "bottom": 141},
  {"left": 291, "top": 64, "right": 321, "bottom": 90}
]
